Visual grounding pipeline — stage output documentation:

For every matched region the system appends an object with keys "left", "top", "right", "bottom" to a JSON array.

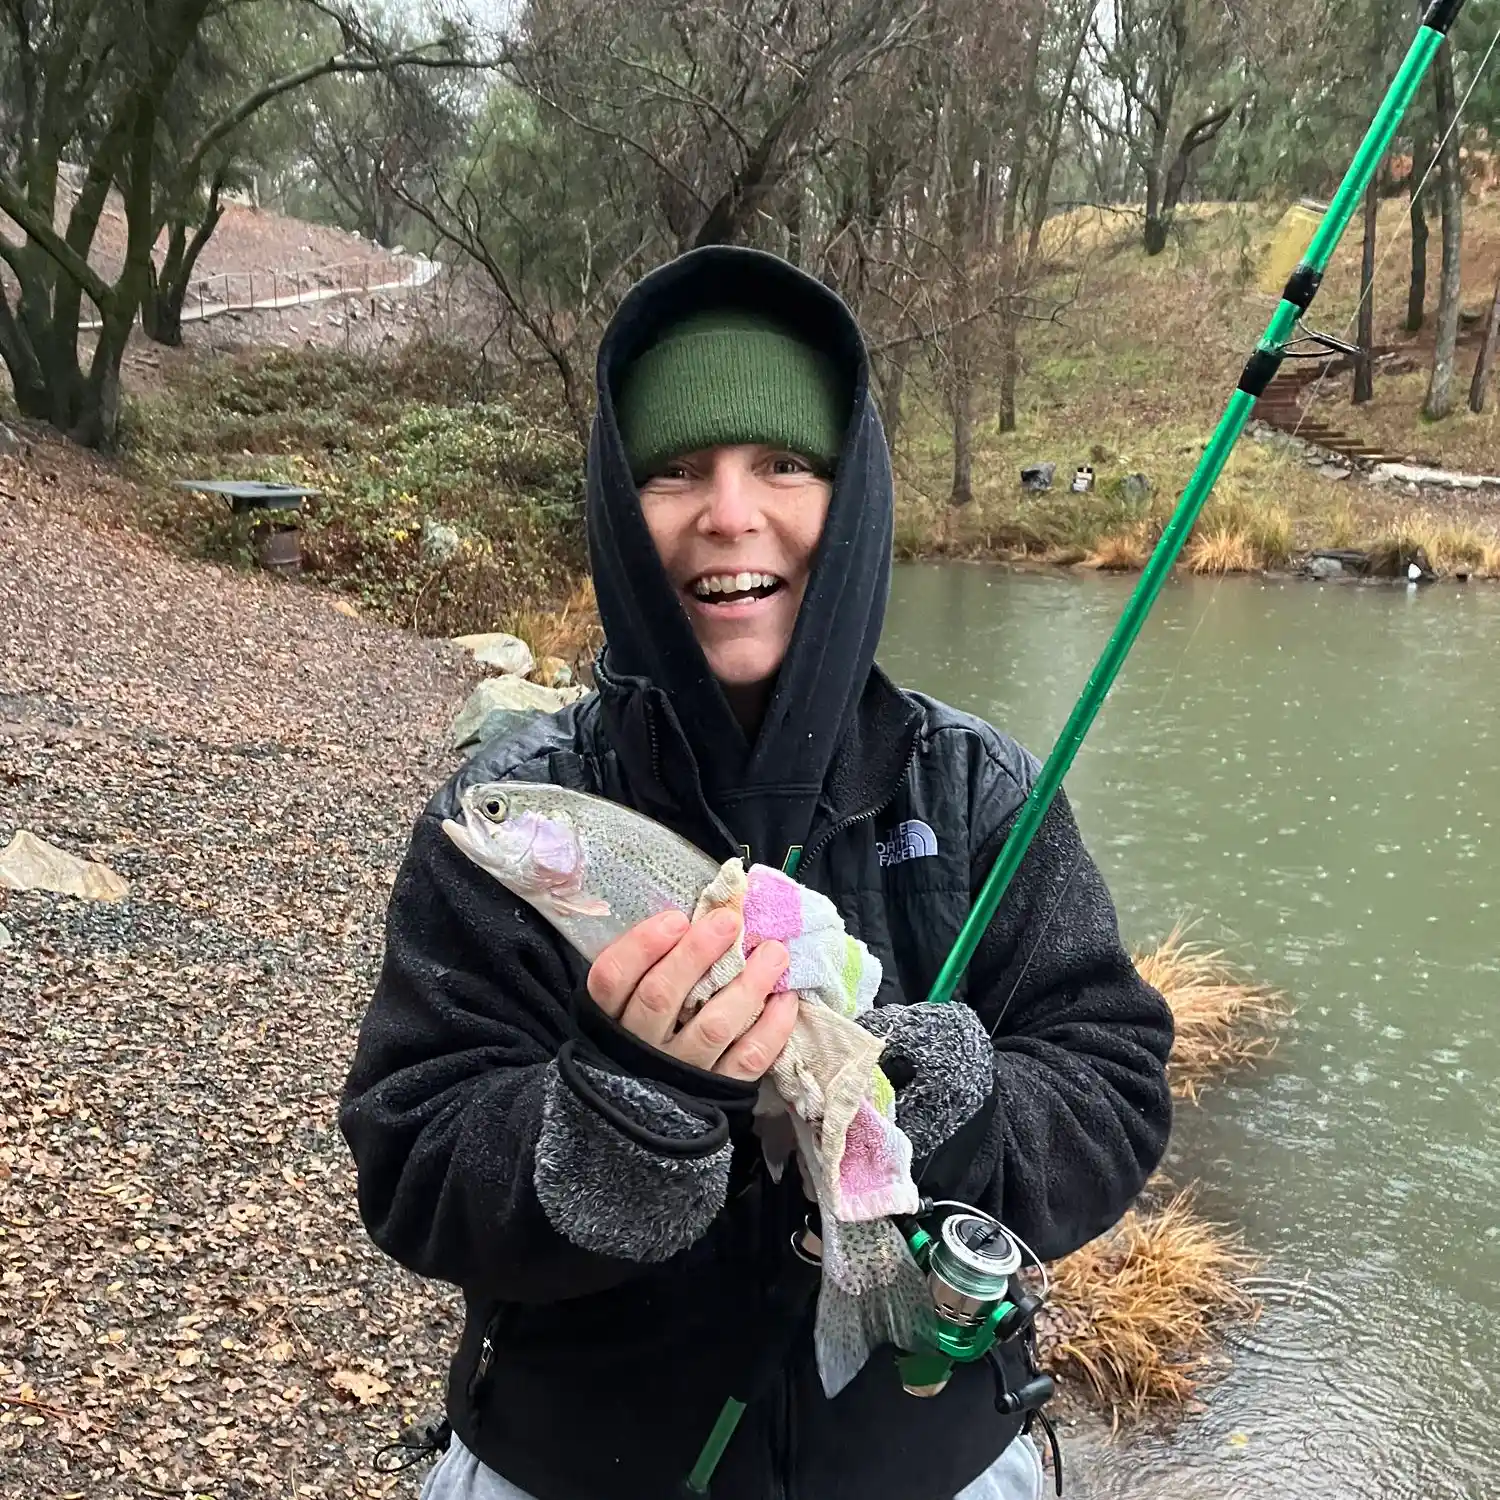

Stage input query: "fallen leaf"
[{"left": 328, "top": 1369, "right": 390, "bottom": 1405}]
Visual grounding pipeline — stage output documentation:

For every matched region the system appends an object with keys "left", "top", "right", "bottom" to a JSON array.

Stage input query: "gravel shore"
[{"left": 1, "top": 453, "right": 485, "bottom": 1498}]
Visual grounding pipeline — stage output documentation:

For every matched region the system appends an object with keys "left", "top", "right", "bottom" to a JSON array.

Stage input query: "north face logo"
[{"left": 876, "top": 819, "right": 939, "bottom": 867}]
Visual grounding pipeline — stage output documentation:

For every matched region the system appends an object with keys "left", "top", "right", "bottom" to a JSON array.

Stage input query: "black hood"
[{"left": 586, "top": 245, "right": 895, "bottom": 869}]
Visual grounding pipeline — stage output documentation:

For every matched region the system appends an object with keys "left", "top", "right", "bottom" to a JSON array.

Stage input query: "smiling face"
[{"left": 639, "top": 443, "right": 832, "bottom": 699}]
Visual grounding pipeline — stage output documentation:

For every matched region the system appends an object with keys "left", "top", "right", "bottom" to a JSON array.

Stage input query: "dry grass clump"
[
  {"left": 1135, "top": 923, "right": 1289, "bottom": 1101},
  {"left": 1366, "top": 515, "right": 1494, "bottom": 577},
  {"left": 1083, "top": 528, "right": 1152, "bottom": 570},
  {"left": 1042, "top": 1188, "right": 1263, "bottom": 1418},
  {"left": 501, "top": 575, "right": 602, "bottom": 671},
  {"left": 1185, "top": 525, "right": 1259, "bottom": 574}
]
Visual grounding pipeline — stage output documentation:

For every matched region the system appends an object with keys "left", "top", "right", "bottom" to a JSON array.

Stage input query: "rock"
[
  {"left": 450, "top": 631, "right": 535, "bottom": 676},
  {"left": 330, "top": 598, "right": 361, "bottom": 619},
  {"left": 533, "top": 656, "right": 573, "bottom": 689},
  {"left": 1372, "top": 462, "right": 1500, "bottom": 490},
  {"left": 421, "top": 519, "right": 462, "bottom": 566},
  {"left": 0, "top": 918, "right": 11, "bottom": 948},
  {"left": 0, "top": 423, "right": 20, "bottom": 456},
  {"left": 1020, "top": 462, "right": 1056, "bottom": 492},
  {"left": 1308, "top": 556, "right": 1344, "bottom": 579},
  {"left": 450, "top": 675, "right": 585, "bottom": 751},
  {"left": 459, "top": 708, "right": 538, "bottom": 758},
  {"left": 1121, "top": 473, "right": 1152, "bottom": 504},
  {"left": 0, "top": 830, "right": 130, "bottom": 902},
  {"left": 1319, "top": 463, "right": 1351, "bottom": 481}
]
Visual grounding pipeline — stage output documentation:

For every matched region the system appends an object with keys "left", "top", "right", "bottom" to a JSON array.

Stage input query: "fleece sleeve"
[
  {"left": 338, "top": 810, "right": 756, "bottom": 1302},
  {"left": 942, "top": 777, "right": 1175, "bottom": 1263}
]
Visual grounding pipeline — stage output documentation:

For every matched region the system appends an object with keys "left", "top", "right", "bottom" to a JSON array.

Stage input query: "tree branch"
[
  {"left": 176, "top": 39, "right": 499, "bottom": 198},
  {"left": 0, "top": 175, "right": 113, "bottom": 310}
]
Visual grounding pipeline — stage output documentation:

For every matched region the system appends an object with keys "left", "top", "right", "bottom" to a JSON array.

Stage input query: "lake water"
[{"left": 881, "top": 564, "right": 1500, "bottom": 1500}]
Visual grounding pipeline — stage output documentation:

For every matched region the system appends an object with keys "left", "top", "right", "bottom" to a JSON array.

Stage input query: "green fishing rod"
[
  {"left": 683, "top": 5, "right": 1474, "bottom": 1492},
  {"left": 927, "top": 0, "right": 1471, "bottom": 1008}
]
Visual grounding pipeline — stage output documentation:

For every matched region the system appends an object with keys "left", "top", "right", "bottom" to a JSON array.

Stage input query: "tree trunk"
[
  {"left": 1423, "top": 42, "right": 1463, "bottom": 421},
  {"left": 1467, "top": 271, "right": 1500, "bottom": 413},
  {"left": 143, "top": 182, "right": 226, "bottom": 347},
  {"left": 1141, "top": 84, "right": 1174, "bottom": 257},
  {"left": 878, "top": 342, "right": 912, "bottom": 451},
  {"left": 786, "top": 177, "right": 804, "bottom": 267},
  {"left": 997, "top": 300, "right": 1020, "bottom": 434},
  {"left": 1406, "top": 143, "right": 1429, "bottom": 332},
  {"left": 1354, "top": 177, "right": 1378, "bottom": 404},
  {"left": 950, "top": 334, "right": 974, "bottom": 507},
  {"left": 72, "top": 314, "right": 131, "bottom": 448}
]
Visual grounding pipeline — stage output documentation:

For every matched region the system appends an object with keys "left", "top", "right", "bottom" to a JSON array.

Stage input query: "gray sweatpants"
[{"left": 419, "top": 1430, "right": 1044, "bottom": 1500}]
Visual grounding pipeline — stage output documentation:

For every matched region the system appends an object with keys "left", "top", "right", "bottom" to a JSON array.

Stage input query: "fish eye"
[{"left": 479, "top": 794, "right": 509, "bottom": 823}]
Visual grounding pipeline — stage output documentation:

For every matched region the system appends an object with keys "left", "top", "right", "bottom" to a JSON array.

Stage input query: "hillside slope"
[{"left": 895, "top": 195, "right": 1500, "bottom": 568}]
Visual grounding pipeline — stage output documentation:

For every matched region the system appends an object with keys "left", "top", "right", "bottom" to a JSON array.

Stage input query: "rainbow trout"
[{"left": 441, "top": 779, "right": 932, "bottom": 1394}]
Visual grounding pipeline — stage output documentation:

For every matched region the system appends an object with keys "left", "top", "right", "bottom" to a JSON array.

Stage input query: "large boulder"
[
  {"left": 450, "top": 632, "right": 535, "bottom": 677},
  {"left": 0, "top": 830, "right": 130, "bottom": 902},
  {"left": 451, "top": 675, "right": 587, "bottom": 755}
]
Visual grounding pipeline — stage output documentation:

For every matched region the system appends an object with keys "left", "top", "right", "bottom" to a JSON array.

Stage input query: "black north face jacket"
[{"left": 340, "top": 247, "right": 1174, "bottom": 1500}]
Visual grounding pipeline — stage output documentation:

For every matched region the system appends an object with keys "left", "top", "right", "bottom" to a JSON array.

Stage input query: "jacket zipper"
[
  {"left": 466, "top": 1308, "right": 505, "bottom": 1411},
  {"left": 795, "top": 737, "right": 922, "bottom": 876}
]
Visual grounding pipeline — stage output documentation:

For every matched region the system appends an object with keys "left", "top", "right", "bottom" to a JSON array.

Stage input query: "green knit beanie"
[{"left": 615, "top": 308, "right": 847, "bottom": 483}]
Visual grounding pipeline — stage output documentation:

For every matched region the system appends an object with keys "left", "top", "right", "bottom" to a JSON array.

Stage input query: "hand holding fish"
[{"left": 586, "top": 907, "right": 797, "bottom": 1079}]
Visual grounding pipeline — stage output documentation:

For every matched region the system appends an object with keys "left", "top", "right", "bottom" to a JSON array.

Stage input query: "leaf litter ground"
[{"left": 1, "top": 467, "right": 486, "bottom": 1498}]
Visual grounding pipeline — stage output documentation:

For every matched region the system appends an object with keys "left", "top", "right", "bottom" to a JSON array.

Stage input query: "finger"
[
  {"left": 714, "top": 988, "right": 800, "bottom": 1083},
  {"left": 667, "top": 941, "right": 789, "bottom": 1071},
  {"left": 618, "top": 906, "right": 742, "bottom": 1049},
  {"left": 586, "top": 910, "right": 690, "bottom": 1018}
]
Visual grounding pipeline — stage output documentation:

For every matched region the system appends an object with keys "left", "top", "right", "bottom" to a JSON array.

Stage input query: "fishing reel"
[
  {"left": 792, "top": 1199, "right": 1057, "bottom": 1412},
  {"left": 894, "top": 1201, "right": 1052, "bottom": 1403},
  {"left": 895, "top": 1200, "right": 1064, "bottom": 1494}
]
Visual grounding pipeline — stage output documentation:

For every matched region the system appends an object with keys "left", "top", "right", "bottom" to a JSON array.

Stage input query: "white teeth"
[{"left": 691, "top": 572, "right": 779, "bottom": 598}]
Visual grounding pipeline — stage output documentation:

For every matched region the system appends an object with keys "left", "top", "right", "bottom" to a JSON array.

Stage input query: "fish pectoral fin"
[{"left": 550, "top": 890, "right": 613, "bottom": 918}]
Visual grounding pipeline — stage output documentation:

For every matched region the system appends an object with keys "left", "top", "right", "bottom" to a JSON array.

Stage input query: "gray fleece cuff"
[
  {"left": 534, "top": 1053, "right": 732, "bottom": 1263},
  {"left": 858, "top": 1002, "right": 995, "bottom": 1158}
]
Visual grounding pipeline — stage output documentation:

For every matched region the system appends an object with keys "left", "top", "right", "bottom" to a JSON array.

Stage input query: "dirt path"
[{"left": 0, "top": 453, "right": 486, "bottom": 1497}]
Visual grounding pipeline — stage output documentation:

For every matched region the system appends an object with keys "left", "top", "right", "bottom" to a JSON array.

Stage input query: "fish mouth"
[{"left": 440, "top": 816, "right": 482, "bottom": 863}]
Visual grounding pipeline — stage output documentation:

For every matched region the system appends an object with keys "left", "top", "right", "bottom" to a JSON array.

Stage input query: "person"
[{"left": 339, "top": 245, "right": 1175, "bottom": 1500}]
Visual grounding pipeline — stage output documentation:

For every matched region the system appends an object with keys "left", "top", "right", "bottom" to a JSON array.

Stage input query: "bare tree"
[
  {"left": 1468, "top": 269, "right": 1500, "bottom": 413},
  {"left": 1087, "top": 0, "right": 1255, "bottom": 256},
  {"left": 389, "top": 84, "right": 666, "bottom": 437},
  {"left": 511, "top": 0, "right": 927, "bottom": 253},
  {"left": 1422, "top": 37, "right": 1462, "bottom": 420}
]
